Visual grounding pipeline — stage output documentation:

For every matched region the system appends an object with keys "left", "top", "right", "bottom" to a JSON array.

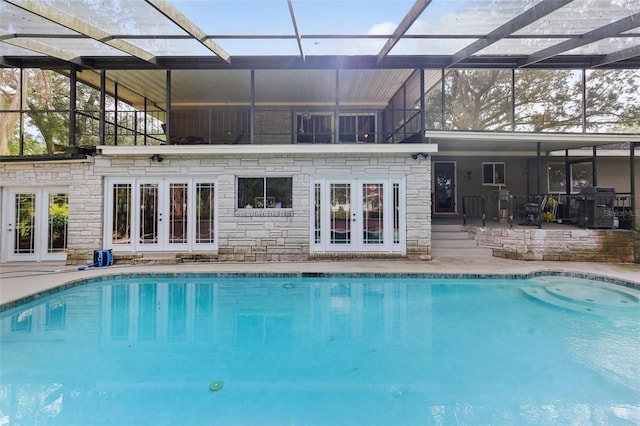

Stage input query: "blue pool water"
[{"left": 1, "top": 274, "right": 639, "bottom": 425}]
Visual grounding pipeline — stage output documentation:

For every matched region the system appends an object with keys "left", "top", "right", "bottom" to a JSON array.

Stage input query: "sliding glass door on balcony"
[
  {"left": 311, "top": 177, "right": 405, "bottom": 254},
  {"left": 105, "top": 179, "right": 216, "bottom": 252}
]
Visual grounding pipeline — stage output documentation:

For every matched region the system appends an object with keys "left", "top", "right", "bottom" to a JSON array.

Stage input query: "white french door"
[
  {"left": 105, "top": 178, "right": 216, "bottom": 252},
  {"left": 3, "top": 187, "right": 69, "bottom": 262},
  {"left": 311, "top": 177, "right": 405, "bottom": 254}
]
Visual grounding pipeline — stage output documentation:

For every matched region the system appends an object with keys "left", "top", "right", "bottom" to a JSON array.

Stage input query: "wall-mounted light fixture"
[
  {"left": 411, "top": 152, "right": 429, "bottom": 160},
  {"left": 150, "top": 154, "right": 163, "bottom": 163},
  {"left": 465, "top": 170, "right": 474, "bottom": 180}
]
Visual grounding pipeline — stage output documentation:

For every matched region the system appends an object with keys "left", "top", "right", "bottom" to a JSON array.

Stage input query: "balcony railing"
[
  {"left": 77, "top": 108, "right": 425, "bottom": 146},
  {"left": 461, "top": 193, "right": 634, "bottom": 230}
]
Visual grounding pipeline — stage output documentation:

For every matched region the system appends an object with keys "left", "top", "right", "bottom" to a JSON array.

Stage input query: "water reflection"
[
  {"left": 0, "top": 279, "right": 424, "bottom": 423},
  {"left": 1, "top": 278, "right": 638, "bottom": 425}
]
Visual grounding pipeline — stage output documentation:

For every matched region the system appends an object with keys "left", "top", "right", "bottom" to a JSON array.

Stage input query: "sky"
[{"left": 1, "top": 0, "right": 638, "bottom": 58}]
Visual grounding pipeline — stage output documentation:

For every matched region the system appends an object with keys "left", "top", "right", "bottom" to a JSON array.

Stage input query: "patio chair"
[{"left": 222, "top": 130, "right": 244, "bottom": 144}]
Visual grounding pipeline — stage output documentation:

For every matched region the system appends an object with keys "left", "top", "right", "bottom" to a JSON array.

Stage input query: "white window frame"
[
  {"left": 482, "top": 162, "right": 506, "bottom": 186},
  {"left": 236, "top": 176, "right": 293, "bottom": 210}
]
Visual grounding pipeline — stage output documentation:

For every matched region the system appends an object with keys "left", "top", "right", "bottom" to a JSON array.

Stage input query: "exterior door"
[
  {"left": 312, "top": 178, "right": 404, "bottom": 253},
  {"left": 136, "top": 180, "right": 190, "bottom": 251},
  {"left": 434, "top": 162, "right": 456, "bottom": 213},
  {"left": 105, "top": 178, "right": 216, "bottom": 252},
  {"left": 4, "top": 188, "right": 68, "bottom": 262}
]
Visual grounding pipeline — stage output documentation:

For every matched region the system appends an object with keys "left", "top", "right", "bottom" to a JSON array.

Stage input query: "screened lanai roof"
[{"left": 1, "top": 0, "right": 639, "bottom": 70}]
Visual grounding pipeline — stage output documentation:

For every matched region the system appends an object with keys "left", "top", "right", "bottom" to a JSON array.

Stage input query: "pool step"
[{"left": 521, "top": 285, "right": 640, "bottom": 316}]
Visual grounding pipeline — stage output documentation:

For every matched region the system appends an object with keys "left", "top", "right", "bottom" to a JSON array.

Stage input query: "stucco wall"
[
  {"left": 432, "top": 156, "right": 529, "bottom": 215},
  {"left": 431, "top": 155, "right": 638, "bottom": 229}
]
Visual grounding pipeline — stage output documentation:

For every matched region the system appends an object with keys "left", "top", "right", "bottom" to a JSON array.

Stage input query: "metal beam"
[
  {"left": 287, "top": 0, "right": 305, "bottom": 61},
  {"left": 4, "top": 0, "right": 159, "bottom": 65},
  {"left": 631, "top": 142, "right": 637, "bottom": 231},
  {"left": 447, "top": 0, "right": 573, "bottom": 67},
  {"left": 377, "top": 0, "right": 433, "bottom": 63},
  {"left": 0, "top": 30, "right": 84, "bottom": 63},
  {"left": 3, "top": 53, "right": 640, "bottom": 71},
  {"left": 592, "top": 44, "right": 640, "bottom": 68},
  {"left": 143, "top": 0, "right": 231, "bottom": 63},
  {"left": 69, "top": 66, "right": 77, "bottom": 147},
  {"left": 522, "top": 12, "right": 640, "bottom": 67}
]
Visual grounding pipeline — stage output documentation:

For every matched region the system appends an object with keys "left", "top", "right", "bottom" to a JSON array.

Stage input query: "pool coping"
[{"left": 2, "top": 270, "right": 639, "bottom": 314}]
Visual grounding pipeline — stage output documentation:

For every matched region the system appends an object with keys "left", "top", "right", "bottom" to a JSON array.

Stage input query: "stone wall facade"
[
  {"left": 470, "top": 227, "right": 636, "bottom": 263},
  {"left": 1, "top": 152, "right": 432, "bottom": 263},
  {"left": 0, "top": 159, "right": 103, "bottom": 263}
]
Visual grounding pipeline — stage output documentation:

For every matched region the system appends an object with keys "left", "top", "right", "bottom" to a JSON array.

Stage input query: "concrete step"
[
  {"left": 431, "top": 231, "right": 473, "bottom": 240},
  {"left": 431, "top": 239, "right": 478, "bottom": 249},
  {"left": 432, "top": 224, "right": 464, "bottom": 233}
]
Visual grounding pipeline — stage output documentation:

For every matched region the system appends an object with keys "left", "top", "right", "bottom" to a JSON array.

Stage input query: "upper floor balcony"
[{"left": 1, "top": 67, "right": 638, "bottom": 158}]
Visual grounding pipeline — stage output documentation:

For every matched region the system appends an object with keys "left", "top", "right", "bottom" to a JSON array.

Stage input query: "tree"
[
  {"left": 24, "top": 70, "right": 70, "bottom": 154},
  {"left": 586, "top": 69, "right": 640, "bottom": 133},
  {"left": 425, "top": 69, "right": 640, "bottom": 133},
  {"left": 0, "top": 69, "right": 23, "bottom": 155},
  {"left": 0, "top": 69, "right": 69, "bottom": 155},
  {"left": 447, "top": 69, "right": 512, "bottom": 131}
]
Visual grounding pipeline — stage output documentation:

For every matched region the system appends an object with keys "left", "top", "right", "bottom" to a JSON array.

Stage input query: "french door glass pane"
[
  {"left": 169, "top": 184, "right": 188, "bottom": 244},
  {"left": 196, "top": 183, "right": 215, "bottom": 244},
  {"left": 112, "top": 184, "right": 131, "bottom": 245},
  {"left": 363, "top": 184, "right": 383, "bottom": 244},
  {"left": 330, "top": 184, "right": 351, "bottom": 244},
  {"left": 314, "top": 183, "right": 321, "bottom": 244},
  {"left": 14, "top": 193, "right": 36, "bottom": 254},
  {"left": 48, "top": 192, "right": 68, "bottom": 253},
  {"left": 140, "top": 184, "right": 158, "bottom": 244},
  {"left": 393, "top": 183, "right": 400, "bottom": 244}
]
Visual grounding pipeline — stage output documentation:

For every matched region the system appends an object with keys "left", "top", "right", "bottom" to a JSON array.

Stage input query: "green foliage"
[
  {"left": 332, "top": 209, "right": 351, "bottom": 220},
  {"left": 425, "top": 68, "right": 640, "bottom": 133}
]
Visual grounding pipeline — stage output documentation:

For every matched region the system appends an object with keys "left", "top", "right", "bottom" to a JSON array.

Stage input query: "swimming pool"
[{"left": 1, "top": 273, "right": 639, "bottom": 425}]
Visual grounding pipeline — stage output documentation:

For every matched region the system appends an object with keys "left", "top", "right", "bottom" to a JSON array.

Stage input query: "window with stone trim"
[{"left": 237, "top": 177, "right": 292, "bottom": 209}]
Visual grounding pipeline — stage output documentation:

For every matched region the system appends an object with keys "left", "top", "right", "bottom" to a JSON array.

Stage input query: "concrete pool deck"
[{"left": 2, "top": 247, "right": 639, "bottom": 306}]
